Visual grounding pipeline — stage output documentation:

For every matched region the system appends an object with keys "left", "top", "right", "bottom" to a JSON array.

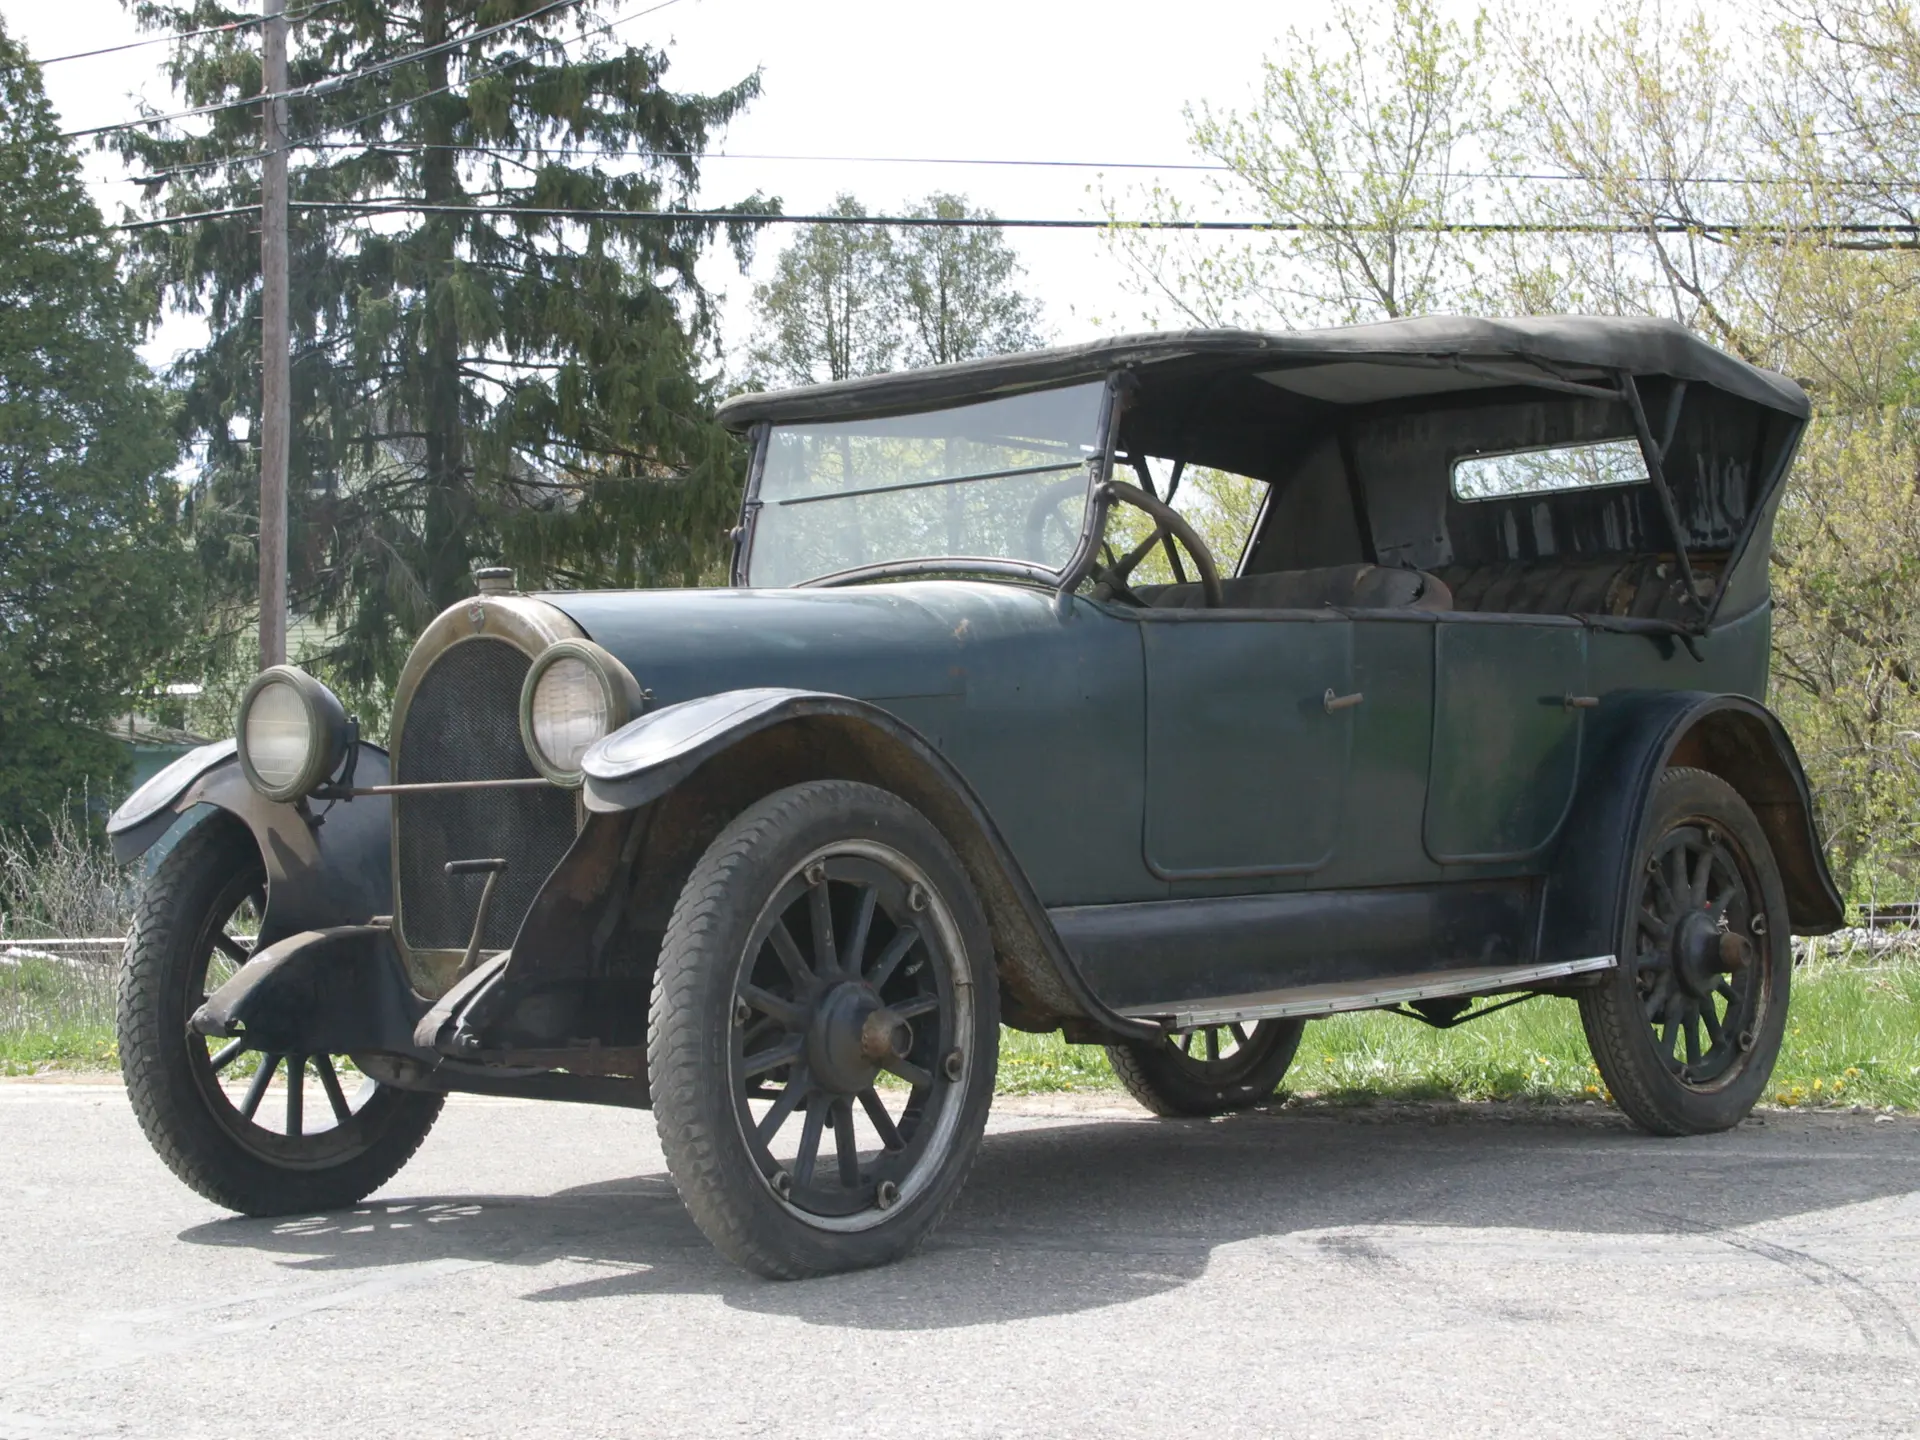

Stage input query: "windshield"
[{"left": 745, "top": 382, "right": 1106, "bottom": 588}]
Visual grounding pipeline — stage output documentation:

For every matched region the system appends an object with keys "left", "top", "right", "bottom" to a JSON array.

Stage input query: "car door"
[
  {"left": 1140, "top": 611, "right": 1357, "bottom": 879},
  {"left": 1424, "top": 616, "right": 1589, "bottom": 863}
]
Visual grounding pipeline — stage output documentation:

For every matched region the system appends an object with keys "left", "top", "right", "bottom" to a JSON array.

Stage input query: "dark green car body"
[{"left": 109, "top": 315, "right": 1844, "bottom": 1073}]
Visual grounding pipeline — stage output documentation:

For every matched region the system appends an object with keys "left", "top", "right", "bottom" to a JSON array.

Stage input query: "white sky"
[{"left": 2, "top": 0, "right": 1344, "bottom": 371}]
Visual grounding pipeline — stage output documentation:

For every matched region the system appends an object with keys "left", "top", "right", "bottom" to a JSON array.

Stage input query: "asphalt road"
[{"left": 1, "top": 1082, "right": 1917, "bottom": 1440}]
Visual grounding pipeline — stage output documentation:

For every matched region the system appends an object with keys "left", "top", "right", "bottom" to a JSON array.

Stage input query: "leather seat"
[
  {"left": 1435, "top": 555, "right": 1710, "bottom": 618},
  {"left": 1140, "top": 563, "right": 1454, "bottom": 612}
]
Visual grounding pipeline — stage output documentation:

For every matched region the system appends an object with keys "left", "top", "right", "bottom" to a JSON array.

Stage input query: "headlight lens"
[
  {"left": 244, "top": 680, "right": 312, "bottom": 790},
  {"left": 235, "top": 666, "right": 350, "bottom": 802},
  {"left": 530, "top": 657, "right": 610, "bottom": 774},
  {"left": 519, "top": 640, "right": 642, "bottom": 786}
]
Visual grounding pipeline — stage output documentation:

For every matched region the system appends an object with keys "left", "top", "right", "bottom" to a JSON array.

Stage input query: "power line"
[
  {"left": 38, "top": 18, "right": 262, "bottom": 66},
  {"left": 110, "top": 137, "right": 1895, "bottom": 193},
  {"left": 36, "top": 1, "right": 341, "bottom": 65},
  {"left": 109, "top": 199, "right": 1920, "bottom": 241},
  {"left": 61, "top": 0, "right": 596, "bottom": 140}
]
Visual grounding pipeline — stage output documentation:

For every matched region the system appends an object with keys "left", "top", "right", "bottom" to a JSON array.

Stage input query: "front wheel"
[
  {"left": 117, "top": 816, "right": 444, "bottom": 1215},
  {"left": 1579, "top": 767, "right": 1792, "bottom": 1136},
  {"left": 1106, "top": 1018, "right": 1305, "bottom": 1116},
  {"left": 649, "top": 781, "right": 999, "bottom": 1279}
]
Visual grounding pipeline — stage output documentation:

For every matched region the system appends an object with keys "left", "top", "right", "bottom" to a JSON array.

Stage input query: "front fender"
[
  {"left": 1539, "top": 691, "right": 1844, "bottom": 966},
  {"left": 580, "top": 687, "right": 861, "bottom": 812},
  {"left": 574, "top": 687, "right": 1161, "bottom": 1042},
  {"left": 106, "top": 742, "right": 395, "bottom": 949},
  {"left": 191, "top": 924, "right": 429, "bottom": 1059}
]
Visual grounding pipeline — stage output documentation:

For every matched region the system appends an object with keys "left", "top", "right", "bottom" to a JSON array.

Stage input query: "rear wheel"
[
  {"left": 1106, "top": 1018, "right": 1305, "bottom": 1117},
  {"left": 1579, "top": 767, "right": 1791, "bottom": 1136},
  {"left": 117, "top": 817, "right": 444, "bottom": 1214},
  {"left": 649, "top": 781, "right": 999, "bottom": 1279}
]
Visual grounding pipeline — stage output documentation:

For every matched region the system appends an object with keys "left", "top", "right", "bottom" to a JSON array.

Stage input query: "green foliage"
[
  {"left": 1105, "top": 0, "right": 1503, "bottom": 328},
  {"left": 0, "top": 22, "right": 184, "bottom": 840},
  {"left": 113, "top": 0, "right": 772, "bottom": 703},
  {"left": 748, "top": 192, "right": 1042, "bottom": 387},
  {"left": 747, "top": 195, "right": 898, "bottom": 386},
  {"left": 888, "top": 193, "right": 1043, "bottom": 367}
]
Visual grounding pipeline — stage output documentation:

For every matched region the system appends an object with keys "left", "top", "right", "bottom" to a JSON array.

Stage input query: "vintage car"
[{"left": 108, "top": 316, "right": 1844, "bottom": 1279}]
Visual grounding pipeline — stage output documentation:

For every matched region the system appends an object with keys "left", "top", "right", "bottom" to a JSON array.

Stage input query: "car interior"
[{"left": 1110, "top": 357, "right": 1786, "bottom": 622}]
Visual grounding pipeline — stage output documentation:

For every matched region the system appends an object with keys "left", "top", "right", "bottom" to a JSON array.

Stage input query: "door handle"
[
  {"left": 1562, "top": 694, "right": 1600, "bottom": 710},
  {"left": 1323, "top": 689, "right": 1365, "bottom": 714}
]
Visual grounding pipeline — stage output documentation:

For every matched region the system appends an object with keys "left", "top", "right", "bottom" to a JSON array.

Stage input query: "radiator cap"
[{"left": 473, "top": 566, "right": 516, "bottom": 596}]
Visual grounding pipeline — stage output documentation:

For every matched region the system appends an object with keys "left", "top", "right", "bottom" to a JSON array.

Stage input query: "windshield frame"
[{"left": 730, "top": 375, "right": 1124, "bottom": 591}]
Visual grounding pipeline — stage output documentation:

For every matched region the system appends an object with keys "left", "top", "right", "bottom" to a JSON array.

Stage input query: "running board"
[{"left": 1118, "top": 955, "right": 1616, "bottom": 1030}]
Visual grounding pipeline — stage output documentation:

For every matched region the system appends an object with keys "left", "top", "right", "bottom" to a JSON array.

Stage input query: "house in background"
[{"left": 103, "top": 712, "right": 213, "bottom": 796}]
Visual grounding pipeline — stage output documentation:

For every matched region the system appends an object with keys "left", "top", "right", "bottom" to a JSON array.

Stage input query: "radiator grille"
[{"left": 394, "top": 637, "right": 579, "bottom": 953}]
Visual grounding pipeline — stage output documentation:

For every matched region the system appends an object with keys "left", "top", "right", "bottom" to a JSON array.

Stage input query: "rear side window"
[{"left": 1451, "top": 438, "right": 1649, "bottom": 502}]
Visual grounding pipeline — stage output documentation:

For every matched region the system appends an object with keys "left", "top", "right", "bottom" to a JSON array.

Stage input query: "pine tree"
[
  {"left": 113, "top": 0, "right": 770, "bottom": 697},
  {"left": 0, "top": 21, "right": 183, "bottom": 839}
]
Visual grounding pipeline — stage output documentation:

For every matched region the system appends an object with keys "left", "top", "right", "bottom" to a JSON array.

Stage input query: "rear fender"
[
  {"left": 106, "top": 742, "right": 395, "bottom": 949},
  {"left": 1539, "top": 692, "right": 1844, "bottom": 964},
  {"left": 537, "top": 687, "right": 1161, "bottom": 1042}
]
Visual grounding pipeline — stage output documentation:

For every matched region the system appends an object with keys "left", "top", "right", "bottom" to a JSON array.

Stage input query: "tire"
[
  {"left": 649, "top": 781, "right": 1000, "bottom": 1279},
  {"left": 1578, "top": 767, "right": 1792, "bottom": 1136},
  {"left": 1106, "top": 1018, "right": 1305, "bottom": 1117},
  {"left": 117, "top": 816, "right": 444, "bottom": 1215}
]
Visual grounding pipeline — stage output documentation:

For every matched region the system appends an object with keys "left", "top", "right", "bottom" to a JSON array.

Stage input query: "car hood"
[{"left": 537, "top": 581, "right": 1074, "bottom": 708}]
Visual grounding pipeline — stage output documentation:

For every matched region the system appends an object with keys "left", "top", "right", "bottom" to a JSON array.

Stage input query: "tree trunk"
[{"left": 418, "top": 0, "right": 467, "bottom": 614}]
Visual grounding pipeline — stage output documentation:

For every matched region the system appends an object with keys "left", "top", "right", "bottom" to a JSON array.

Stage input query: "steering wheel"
[
  {"left": 1022, "top": 475, "right": 1094, "bottom": 563},
  {"left": 1089, "top": 480, "right": 1225, "bottom": 608}
]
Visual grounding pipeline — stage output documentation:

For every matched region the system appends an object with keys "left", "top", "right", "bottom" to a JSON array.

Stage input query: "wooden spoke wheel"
[
  {"left": 650, "top": 781, "right": 999, "bottom": 1279},
  {"left": 1580, "top": 768, "right": 1792, "bottom": 1135},
  {"left": 1107, "top": 1017, "right": 1305, "bottom": 1117},
  {"left": 118, "top": 818, "right": 442, "bottom": 1214}
]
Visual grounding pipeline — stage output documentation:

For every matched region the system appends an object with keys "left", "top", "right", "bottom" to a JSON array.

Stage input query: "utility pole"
[{"left": 258, "top": 0, "right": 290, "bottom": 669}]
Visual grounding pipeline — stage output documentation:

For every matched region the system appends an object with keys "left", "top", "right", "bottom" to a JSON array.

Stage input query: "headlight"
[
  {"left": 519, "top": 640, "right": 643, "bottom": 786},
  {"left": 235, "top": 666, "right": 350, "bottom": 802}
]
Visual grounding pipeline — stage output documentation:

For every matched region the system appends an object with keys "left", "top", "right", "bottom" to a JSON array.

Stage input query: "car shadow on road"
[{"left": 174, "top": 1104, "right": 1920, "bottom": 1330}]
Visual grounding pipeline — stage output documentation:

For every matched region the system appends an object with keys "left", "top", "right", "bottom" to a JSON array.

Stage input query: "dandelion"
[{"left": 1812, "top": 1077, "right": 1823, "bottom": 1093}]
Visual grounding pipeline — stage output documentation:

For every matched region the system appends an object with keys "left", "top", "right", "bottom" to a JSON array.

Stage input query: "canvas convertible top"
[{"left": 716, "top": 315, "right": 1809, "bottom": 430}]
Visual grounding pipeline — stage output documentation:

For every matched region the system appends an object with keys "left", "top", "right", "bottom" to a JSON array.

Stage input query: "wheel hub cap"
[
  {"left": 806, "top": 982, "right": 909, "bottom": 1095},
  {"left": 1672, "top": 911, "right": 1751, "bottom": 1001},
  {"left": 1672, "top": 911, "right": 1725, "bottom": 999}
]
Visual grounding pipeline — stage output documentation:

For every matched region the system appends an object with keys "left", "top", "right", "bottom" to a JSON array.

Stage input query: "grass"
[
  {"left": 7, "top": 922, "right": 1920, "bottom": 1112},
  {"left": 0, "top": 806, "right": 135, "bottom": 1075},
  {"left": 0, "top": 949, "right": 119, "bottom": 1074}
]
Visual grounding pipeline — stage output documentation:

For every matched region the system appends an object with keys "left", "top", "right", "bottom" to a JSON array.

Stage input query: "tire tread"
[
  {"left": 649, "top": 780, "right": 996, "bottom": 1279},
  {"left": 117, "top": 817, "right": 441, "bottom": 1214},
  {"left": 1578, "top": 766, "right": 1790, "bottom": 1137}
]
